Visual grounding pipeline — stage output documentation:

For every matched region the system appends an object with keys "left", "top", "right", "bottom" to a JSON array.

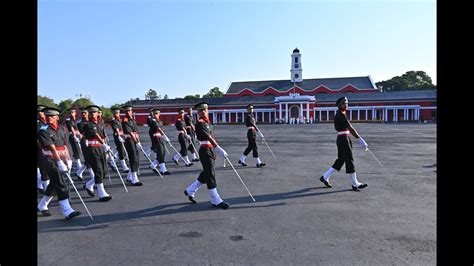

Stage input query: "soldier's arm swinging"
[{"left": 348, "top": 124, "right": 361, "bottom": 139}]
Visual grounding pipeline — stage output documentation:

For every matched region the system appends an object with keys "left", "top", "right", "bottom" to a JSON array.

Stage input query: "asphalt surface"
[{"left": 37, "top": 122, "right": 436, "bottom": 265}]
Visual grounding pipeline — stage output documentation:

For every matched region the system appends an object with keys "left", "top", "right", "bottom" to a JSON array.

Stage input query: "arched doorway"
[{"left": 290, "top": 105, "right": 299, "bottom": 118}]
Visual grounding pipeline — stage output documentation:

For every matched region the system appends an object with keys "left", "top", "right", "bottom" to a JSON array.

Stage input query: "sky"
[{"left": 38, "top": 0, "right": 436, "bottom": 107}]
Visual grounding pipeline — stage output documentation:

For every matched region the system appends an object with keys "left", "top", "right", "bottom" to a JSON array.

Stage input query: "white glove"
[
  {"left": 85, "top": 139, "right": 89, "bottom": 146},
  {"left": 56, "top": 160, "right": 68, "bottom": 172},
  {"left": 136, "top": 142, "right": 143, "bottom": 150},
  {"left": 215, "top": 145, "right": 228, "bottom": 158},
  {"left": 66, "top": 159, "right": 73, "bottom": 171},
  {"left": 358, "top": 137, "right": 368, "bottom": 150},
  {"left": 258, "top": 131, "right": 264, "bottom": 139},
  {"left": 118, "top": 136, "right": 125, "bottom": 143},
  {"left": 185, "top": 134, "right": 191, "bottom": 140},
  {"left": 101, "top": 144, "right": 111, "bottom": 153},
  {"left": 164, "top": 135, "right": 170, "bottom": 142},
  {"left": 74, "top": 137, "right": 81, "bottom": 143}
]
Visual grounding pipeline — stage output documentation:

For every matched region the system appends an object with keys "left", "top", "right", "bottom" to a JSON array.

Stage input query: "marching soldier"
[
  {"left": 37, "top": 107, "right": 81, "bottom": 219},
  {"left": 110, "top": 108, "right": 130, "bottom": 172},
  {"left": 99, "top": 109, "right": 117, "bottom": 170},
  {"left": 238, "top": 104, "right": 266, "bottom": 167},
  {"left": 184, "top": 107, "right": 199, "bottom": 162},
  {"left": 319, "top": 96, "right": 368, "bottom": 191},
  {"left": 75, "top": 108, "right": 95, "bottom": 181},
  {"left": 121, "top": 105, "right": 143, "bottom": 186},
  {"left": 144, "top": 109, "right": 154, "bottom": 157},
  {"left": 82, "top": 105, "right": 113, "bottom": 201},
  {"left": 37, "top": 105, "right": 50, "bottom": 194},
  {"left": 184, "top": 102, "right": 230, "bottom": 209},
  {"left": 172, "top": 108, "right": 193, "bottom": 166},
  {"left": 147, "top": 108, "right": 172, "bottom": 175},
  {"left": 65, "top": 108, "right": 83, "bottom": 170}
]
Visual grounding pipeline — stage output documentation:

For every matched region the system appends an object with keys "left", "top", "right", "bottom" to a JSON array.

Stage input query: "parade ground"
[{"left": 37, "top": 123, "right": 436, "bottom": 265}]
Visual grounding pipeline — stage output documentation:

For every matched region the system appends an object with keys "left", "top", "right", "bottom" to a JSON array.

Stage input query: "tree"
[
  {"left": 58, "top": 99, "right": 74, "bottom": 113},
  {"left": 73, "top": 97, "right": 94, "bottom": 108},
  {"left": 37, "top": 95, "right": 58, "bottom": 108},
  {"left": 203, "top": 87, "right": 224, "bottom": 98},
  {"left": 101, "top": 106, "right": 112, "bottom": 121},
  {"left": 183, "top": 94, "right": 201, "bottom": 99},
  {"left": 145, "top": 89, "right": 161, "bottom": 100},
  {"left": 376, "top": 71, "right": 436, "bottom": 92}
]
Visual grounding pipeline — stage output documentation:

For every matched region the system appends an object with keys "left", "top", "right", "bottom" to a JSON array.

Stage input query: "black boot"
[
  {"left": 352, "top": 183, "right": 368, "bottom": 191},
  {"left": 212, "top": 201, "right": 230, "bottom": 209},
  {"left": 256, "top": 163, "right": 266, "bottom": 167},
  {"left": 75, "top": 172, "right": 83, "bottom": 182},
  {"left": 184, "top": 190, "right": 197, "bottom": 204},
  {"left": 99, "top": 195, "right": 113, "bottom": 202},
  {"left": 37, "top": 208, "right": 51, "bottom": 216},
  {"left": 65, "top": 210, "right": 81, "bottom": 220},
  {"left": 319, "top": 176, "right": 332, "bottom": 188},
  {"left": 83, "top": 184, "right": 95, "bottom": 197},
  {"left": 238, "top": 160, "right": 247, "bottom": 166}
]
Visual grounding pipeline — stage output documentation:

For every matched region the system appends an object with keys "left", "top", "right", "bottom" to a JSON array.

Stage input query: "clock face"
[{"left": 295, "top": 74, "right": 299, "bottom": 78}]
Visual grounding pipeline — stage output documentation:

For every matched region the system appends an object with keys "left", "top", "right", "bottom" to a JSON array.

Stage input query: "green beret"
[
  {"left": 43, "top": 107, "right": 60, "bottom": 116},
  {"left": 194, "top": 102, "right": 208, "bottom": 111},
  {"left": 86, "top": 105, "right": 101, "bottom": 112},
  {"left": 37, "top": 105, "right": 48, "bottom": 112}
]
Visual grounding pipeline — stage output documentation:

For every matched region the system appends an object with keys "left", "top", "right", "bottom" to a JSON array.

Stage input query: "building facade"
[{"left": 127, "top": 48, "right": 436, "bottom": 125}]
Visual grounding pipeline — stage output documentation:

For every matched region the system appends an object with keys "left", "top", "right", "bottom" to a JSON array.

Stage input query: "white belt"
[
  {"left": 247, "top": 126, "right": 255, "bottom": 130},
  {"left": 199, "top": 140, "right": 211, "bottom": 145},
  {"left": 153, "top": 133, "right": 162, "bottom": 137},
  {"left": 337, "top": 131, "right": 350, "bottom": 135},
  {"left": 87, "top": 140, "right": 100, "bottom": 145},
  {"left": 42, "top": 149, "right": 67, "bottom": 156}
]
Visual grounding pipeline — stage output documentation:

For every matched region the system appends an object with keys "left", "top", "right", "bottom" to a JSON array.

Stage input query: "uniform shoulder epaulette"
[{"left": 39, "top": 125, "right": 49, "bottom": 131}]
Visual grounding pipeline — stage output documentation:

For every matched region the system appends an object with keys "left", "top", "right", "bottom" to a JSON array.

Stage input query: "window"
[
  {"left": 295, "top": 57, "right": 298, "bottom": 63},
  {"left": 295, "top": 74, "right": 299, "bottom": 79},
  {"left": 295, "top": 64, "right": 299, "bottom": 69}
]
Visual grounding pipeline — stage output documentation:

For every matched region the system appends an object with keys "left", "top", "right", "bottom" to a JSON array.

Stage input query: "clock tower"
[{"left": 290, "top": 48, "right": 303, "bottom": 82}]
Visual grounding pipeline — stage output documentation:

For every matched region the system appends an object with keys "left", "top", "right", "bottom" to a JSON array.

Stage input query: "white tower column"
[{"left": 285, "top": 103, "right": 289, "bottom": 123}]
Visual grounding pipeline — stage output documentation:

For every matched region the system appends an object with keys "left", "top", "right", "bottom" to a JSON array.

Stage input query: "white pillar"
[
  {"left": 262, "top": 112, "right": 265, "bottom": 123},
  {"left": 300, "top": 103, "right": 303, "bottom": 119},
  {"left": 285, "top": 104, "right": 289, "bottom": 123},
  {"left": 349, "top": 110, "right": 352, "bottom": 120},
  {"left": 279, "top": 103, "right": 282, "bottom": 121},
  {"left": 357, "top": 110, "right": 360, "bottom": 121},
  {"left": 319, "top": 110, "right": 322, "bottom": 122},
  {"left": 306, "top": 102, "right": 310, "bottom": 121},
  {"left": 326, "top": 110, "right": 329, "bottom": 121}
]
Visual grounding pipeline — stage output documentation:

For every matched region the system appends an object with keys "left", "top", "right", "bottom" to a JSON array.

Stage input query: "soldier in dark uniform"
[
  {"left": 65, "top": 108, "right": 83, "bottom": 170},
  {"left": 172, "top": 108, "right": 193, "bottom": 166},
  {"left": 75, "top": 108, "right": 95, "bottom": 181},
  {"left": 238, "top": 104, "right": 266, "bottom": 167},
  {"left": 144, "top": 109, "right": 154, "bottom": 157},
  {"left": 82, "top": 105, "right": 113, "bottom": 201},
  {"left": 319, "top": 97, "right": 369, "bottom": 191},
  {"left": 37, "top": 105, "right": 50, "bottom": 193},
  {"left": 99, "top": 109, "right": 117, "bottom": 170},
  {"left": 184, "top": 107, "right": 199, "bottom": 162},
  {"left": 184, "top": 102, "right": 230, "bottom": 209},
  {"left": 147, "top": 108, "right": 172, "bottom": 175},
  {"left": 37, "top": 107, "right": 81, "bottom": 219},
  {"left": 110, "top": 108, "right": 130, "bottom": 173},
  {"left": 121, "top": 105, "right": 143, "bottom": 186}
]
